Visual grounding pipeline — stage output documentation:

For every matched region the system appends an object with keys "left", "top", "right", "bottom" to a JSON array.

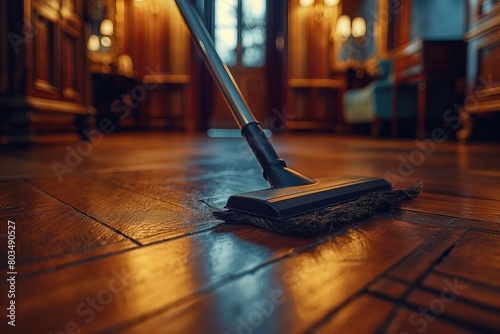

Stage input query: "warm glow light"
[
  {"left": 337, "top": 15, "right": 351, "bottom": 40},
  {"left": 324, "top": 0, "right": 340, "bottom": 7},
  {"left": 118, "top": 54, "right": 134, "bottom": 77},
  {"left": 299, "top": 0, "right": 315, "bottom": 7},
  {"left": 352, "top": 17, "right": 366, "bottom": 37},
  {"left": 101, "top": 36, "right": 112, "bottom": 48},
  {"left": 87, "top": 34, "right": 100, "bottom": 51},
  {"left": 100, "top": 19, "right": 114, "bottom": 36}
]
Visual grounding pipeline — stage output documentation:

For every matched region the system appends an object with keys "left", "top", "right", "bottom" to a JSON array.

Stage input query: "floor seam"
[{"left": 20, "top": 178, "right": 143, "bottom": 247}]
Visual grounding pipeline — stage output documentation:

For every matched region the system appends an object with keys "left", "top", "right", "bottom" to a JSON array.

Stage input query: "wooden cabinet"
[
  {"left": 0, "top": 0, "right": 90, "bottom": 144},
  {"left": 459, "top": 0, "right": 500, "bottom": 142},
  {"left": 122, "top": 0, "right": 193, "bottom": 130},
  {"left": 286, "top": 0, "right": 346, "bottom": 131},
  {"left": 391, "top": 39, "right": 466, "bottom": 138}
]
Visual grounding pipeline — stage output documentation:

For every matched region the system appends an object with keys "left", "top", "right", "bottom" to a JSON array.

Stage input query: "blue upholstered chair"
[{"left": 342, "top": 60, "right": 394, "bottom": 136}]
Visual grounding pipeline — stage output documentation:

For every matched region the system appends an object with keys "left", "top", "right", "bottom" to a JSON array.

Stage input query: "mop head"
[{"left": 212, "top": 181, "right": 421, "bottom": 237}]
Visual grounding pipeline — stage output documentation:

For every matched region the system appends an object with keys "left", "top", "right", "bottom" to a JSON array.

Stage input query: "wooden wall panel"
[
  {"left": 61, "top": 6, "right": 84, "bottom": 105},
  {"left": 0, "top": 0, "right": 89, "bottom": 143},
  {"left": 62, "top": 0, "right": 76, "bottom": 13},
  {"left": 289, "top": 3, "right": 332, "bottom": 79},
  {"left": 0, "top": 0, "right": 8, "bottom": 94},
  {"left": 465, "top": 6, "right": 500, "bottom": 97},
  {"left": 145, "top": 9, "right": 167, "bottom": 72},
  {"left": 36, "top": 22, "right": 54, "bottom": 83},
  {"left": 29, "top": 5, "right": 60, "bottom": 99},
  {"left": 459, "top": 0, "right": 500, "bottom": 141},
  {"left": 123, "top": 0, "right": 192, "bottom": 129},
  {"left": 168, "top": 3, "right": 191, "bottom": 75},
  {"left": 286, "top": 0, "right": 344, "bottom": 130},
  {"left": 27, "top": 0, "right": 85, "bottom": 104},
  {"left": 62, "top": 31, "right": 79, "bottom": 101},
  {"left": 477, "top": 39, "right": 500, "bottom": 95},
  {"left": 380, "top": 0, "right": 412, "bottom": 55}
]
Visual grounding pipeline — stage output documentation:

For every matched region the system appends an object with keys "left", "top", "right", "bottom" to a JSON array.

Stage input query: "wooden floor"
[{"left": 0, "top": 133, "right": 499, "bottom": 334}]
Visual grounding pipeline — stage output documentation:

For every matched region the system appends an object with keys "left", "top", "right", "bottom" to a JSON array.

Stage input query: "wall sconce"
[
  {"left": 100, "top": 18, "right": 113, "bottom": 48},
  {"left": 337, "top": 15, "right": 366, "bottom": 40},
  {"left": 299, "top": 0, "right": 340, "bottom": 7},
  {"left": 299, "top": 0, "right": 315, "bottom": 6},
  {"left": 88, "top": 18, "right": 114, "bottom": 52},
  {"left": 299, "top": 0, "right": 366, "bottom": 40},
  {"left": 352, "top": 17, "right": 366, "bottom": 38},
  {"left": 87, "top": 34, "right": 100, "bottom": 52},
  {"left": 300, "top": 0, "right": 340, "bottom": 22},
  {"left": 133, "top": 0, "right": 163, "bottom": 15},
  {"left": 100, "top": 19, "right": 114, "bottom": 36},
  {"left": 336, "top": 15, "right": 351, "bottom": 41}
]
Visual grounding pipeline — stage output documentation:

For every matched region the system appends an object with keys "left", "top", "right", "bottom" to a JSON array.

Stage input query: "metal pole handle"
[
  {"left": 174, "top": 0, "right": 256, "bottom": 128},
  {"left": 174, "top": 0, "right": 315, "bottom": 187}
]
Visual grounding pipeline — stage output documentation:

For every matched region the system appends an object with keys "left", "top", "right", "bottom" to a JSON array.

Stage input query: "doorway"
[{"left": 209, "top": 0, "right": 269, "bottom": 129}]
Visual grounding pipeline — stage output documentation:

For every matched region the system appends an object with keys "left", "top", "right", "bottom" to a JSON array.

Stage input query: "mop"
[{"left": 175, "top": 0, "right": 420, "bottom": 237}]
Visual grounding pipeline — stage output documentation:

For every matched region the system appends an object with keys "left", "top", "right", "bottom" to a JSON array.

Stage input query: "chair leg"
[
  {"left": 343, "top": 124, "right": 353, "bottom": 135},
  {"left": 370, "top": 118, "right": 381, "bottom": 137},
  {"left": 391, "top": 87, "right": 399, "bottom": 138}
]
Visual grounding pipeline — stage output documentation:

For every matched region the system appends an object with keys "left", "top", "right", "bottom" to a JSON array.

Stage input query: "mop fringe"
[{"left": 211, "top": 181, "right": 422, "bottom": 237}]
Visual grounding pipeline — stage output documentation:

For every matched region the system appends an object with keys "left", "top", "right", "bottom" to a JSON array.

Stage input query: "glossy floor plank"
[
  {"left": 13, "top": 224, "right": 313, "bottom": 333},
  {"left": 386, "top": 307, "right": 475, "bottom": 334},
  {"left": 105, "top": 219, "right": 440, "bottom": 334},
  {"left": 402, "top": 192, "right": 500, "bottom": 223},
  {"left": 27, "top": 175, "right": 219, "bottom": 244},
  {"left": 0, "top": 133, "right": 499, "bottom": 333},
  {"left": 406, "top": 288, "right": 500, "bottom": 332},
  {"left": 433, "top": 230, "right": 500, "bottom": 287},
  {"left": 423, "top": 272, "right": 500, "bottom": 311},
  {"left": 314, "top": 295, "right": 395, "bottom": 334},
  {"left": 0, "top": 180, "right": 135, "bottom": 277}
]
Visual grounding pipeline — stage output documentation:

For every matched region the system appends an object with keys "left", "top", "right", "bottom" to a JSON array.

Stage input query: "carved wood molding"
[
  {"left": 27, "top": 96, "right": 88, "bottom": 114},
  {"left": 0, "top": 0, "right": 8, "bottom": 94}
]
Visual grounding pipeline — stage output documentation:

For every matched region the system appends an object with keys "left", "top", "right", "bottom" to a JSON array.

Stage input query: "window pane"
[
  {"left": 243, "top": 45, "right": 265, "bottom": 67},
  {"left": 214, "top": 0, "right": 267, "bottom": 67},
  {"left": 215, "top": 27, "right": 237, "bottom": 66},
  {"left": 242, "top": 0, "right": 266, "bottom": 24},
  {"left": 215, "top": 0, "right": 238, "bottom": 27},
  {"left": 242, "top": 0, "right": 266, "bottom": 67},
  {"left": 242, "top": 27, "right": 266, "bottom": 47},
  {"left": 215, "top": 0, "right": 238, "bottom": 66},
  {"left": 242, "top": 31, "right": 265, "bottom": 67}
]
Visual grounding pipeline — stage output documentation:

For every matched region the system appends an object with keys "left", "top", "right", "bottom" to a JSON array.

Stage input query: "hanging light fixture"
[
  {"left": 324, "top": 0, "right": 340, "bottom": 6},
  {"left": 299, "top": 0, "right": 339, "bottom": 7},
  {"left": 299, "top": 0, "right": 315, "bottom": 7},
  {"left": 299, "top": 0, "right": 340, "bottom": 22},
  {"left": 299, "top": 1, "right": 366, "bottom": 40},
  {"left": 87, "top": 34, "right": 100, "bottom": 52},
  {"left": 336, "top": 15, "right": 351, "bottom": 40},
  {"left": 133, "top": 0, "right": 164, "bottom": 14},
  {"left": 352, "top": 17, "right": 366, "bottom": 38},
  {"left": 100, "top": 19, "right": 114, "bottom": 36},
  {"left": 100, "top": 36, "right": 112, "bottom": 48}
]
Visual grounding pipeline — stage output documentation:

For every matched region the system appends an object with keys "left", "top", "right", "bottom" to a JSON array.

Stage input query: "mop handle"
[
  {"left": 174, "top": 0, "right": 315, "bottom": 187},
  {"left": 174, "top": 0, "right": 256, "bottom": 128}
]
